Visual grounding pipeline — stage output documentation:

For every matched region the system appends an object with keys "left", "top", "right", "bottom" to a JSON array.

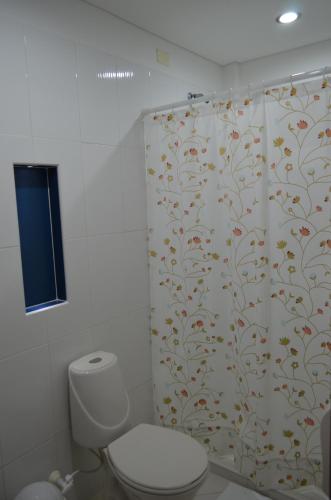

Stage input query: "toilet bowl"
[
  {"left": 69, "top": 352, "right": 208, "bottom": 500},
  {"left": 107, "top": 423, "right": 208, "bottom": 500}
]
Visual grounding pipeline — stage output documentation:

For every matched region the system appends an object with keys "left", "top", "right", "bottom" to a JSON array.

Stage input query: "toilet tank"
[{"left": 69, "top": 351, "right": 130, "bottom": 449}]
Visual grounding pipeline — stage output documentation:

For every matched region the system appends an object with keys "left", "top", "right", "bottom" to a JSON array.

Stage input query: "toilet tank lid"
[{"left": 69, "top": 351, "right": 117, "bottom": 375}]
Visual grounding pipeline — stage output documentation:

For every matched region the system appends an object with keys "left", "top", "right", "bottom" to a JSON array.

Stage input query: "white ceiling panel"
[{"left": 85, "top": 0, "right": 331, "bottom": 65}]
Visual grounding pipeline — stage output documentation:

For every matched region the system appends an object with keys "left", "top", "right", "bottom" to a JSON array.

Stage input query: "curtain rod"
[{"left": 141, "top": 65, "right": 331, "bottom": 118}]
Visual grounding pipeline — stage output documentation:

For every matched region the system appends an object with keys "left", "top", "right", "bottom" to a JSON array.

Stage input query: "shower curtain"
[{"left": 144, "top": 77, "right": 331, "bottom": 491}]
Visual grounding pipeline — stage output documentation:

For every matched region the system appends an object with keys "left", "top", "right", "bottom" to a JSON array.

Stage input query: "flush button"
[{"left": 89, "top": 357, "right": 102, "bottom": 364}]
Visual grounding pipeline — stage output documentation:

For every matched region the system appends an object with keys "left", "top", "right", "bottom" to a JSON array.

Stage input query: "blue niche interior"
[{"left": 14, "top": 165, "right": 67, "bottom": 313}]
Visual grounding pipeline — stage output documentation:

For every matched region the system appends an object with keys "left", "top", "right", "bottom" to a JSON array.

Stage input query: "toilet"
[{"left": 69, "top": 351, "right": 209, "bottom": 500}]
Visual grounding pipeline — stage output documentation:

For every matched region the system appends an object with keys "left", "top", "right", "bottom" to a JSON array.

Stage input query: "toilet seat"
[
  {"left": 112, "top": 464, "right": 208, "bottom": 496},
  {"left": 108, "top": 424, "right": 208, "bottom": 493}
]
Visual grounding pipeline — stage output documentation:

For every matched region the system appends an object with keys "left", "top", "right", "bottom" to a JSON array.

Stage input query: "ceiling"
[{"left": 85, "top": 0, "right": 331, "bottom": 66}]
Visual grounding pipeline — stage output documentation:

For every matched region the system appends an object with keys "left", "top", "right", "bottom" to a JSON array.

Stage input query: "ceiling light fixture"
[{"left": 276, "top": 11, "right": 301, "bottom": 24}]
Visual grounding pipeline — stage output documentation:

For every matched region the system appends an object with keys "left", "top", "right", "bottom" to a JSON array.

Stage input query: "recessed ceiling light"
[{"left": 276, "top": 11, "right": 301, "bottom": 24}]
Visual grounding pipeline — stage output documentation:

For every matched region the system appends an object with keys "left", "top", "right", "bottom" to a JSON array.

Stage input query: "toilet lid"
[{"left": 108, "top": 424, "right": 208, "bottom": 490}]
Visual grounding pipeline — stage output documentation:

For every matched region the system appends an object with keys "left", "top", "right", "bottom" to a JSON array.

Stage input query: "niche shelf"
[{"left": 14, "top": 164, "right": 67, "bottom": 314}]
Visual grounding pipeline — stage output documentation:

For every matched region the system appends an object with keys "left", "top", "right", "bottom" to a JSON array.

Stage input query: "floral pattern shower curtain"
[{"left": 144, "top": 77, "right": 331, "bottom": 491}]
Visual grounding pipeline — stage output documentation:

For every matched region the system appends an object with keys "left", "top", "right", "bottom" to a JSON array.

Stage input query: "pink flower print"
[
  {"left": 196, "top": 320, "right": 204, "bottom": 328},
  {"left": 233, "top": 227, "right": 242, "bottom": 236},
  {"left": 238, "top": 319, "right": 245, "bottom": 327},
  {"left": 304, "top": 417, "right": 315, "bottom": 426},
  {"left": 198, "top": 399, "right": 207, "bottom": 406},
  {"left": 231, "top": 130, "right": 240, "bottom": 140},
  {"left": 326, "top": 128, "right": 331, "bottom": 138},
  {"left": 302, "top": 326, "right": 312, "bottom": 335},
  {"left": 297, "top": 120, "right": 308, "bottom": 129},
  {"left": 181, "top": 389, "right": 188, "bottom": 397},
  {"left": 314, "top": 95, "right": 320, "bottom": 101},
  {"left": 299, "top": 226, "right": 310, "bottom": 236},
  {"left": 193, "top": 236, "right": 201, "bottom": 244},
  {"left": 189, "top": 148, "right": 198, "bottom": 156}
]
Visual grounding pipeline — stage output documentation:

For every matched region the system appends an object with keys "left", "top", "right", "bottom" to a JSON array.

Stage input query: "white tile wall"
[
  {"left": 117, "top": 60, "right": 149, "bottom": 148},
  {"left": 0, "top": 247, "right": 47, "bottom": 361},
  {"left": 0, "top": 0, "right": 222, "bottom": 498},
  {"left": 3, "top": 439, "right": 58, "bottom": 500},
  {"left": 121, "top": 145, "right": 147, "bottom": 231},
  {"left": 77, "top": 45, "right": 120, "bottom": 146},
  {"left": 26, "top": 27, "right": 81, "bottom": 141},
  {"left": 0, "top": 135, "right": 34, "bottom": 249},
  {"left": 82, "top": 143, "right": 124, "bottom": 235},
  {"left": 129, "top": 380, "right": 154, "bottom": 426},
  {"left": 88, "top": 233, "right": 127, "bottom": 324},
  {"left": 0, "top": 16, "right": 30, "bottom": 137},
  {"left": 0, "top": 471, "right": 5, "bottom": 500},
  {"left": 0, "top": 346, "right": 53, "bottom": 464},
  {"left": 46, "top": 238, "right": 91, "bottom": 341},
  {"left": 91, "top": 308, "right": 151, "bottom": 392}
]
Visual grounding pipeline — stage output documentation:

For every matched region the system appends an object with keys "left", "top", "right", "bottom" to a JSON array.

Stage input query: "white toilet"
[{"left": 69, "top": 351, "right": 209, "bottom": 500}]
